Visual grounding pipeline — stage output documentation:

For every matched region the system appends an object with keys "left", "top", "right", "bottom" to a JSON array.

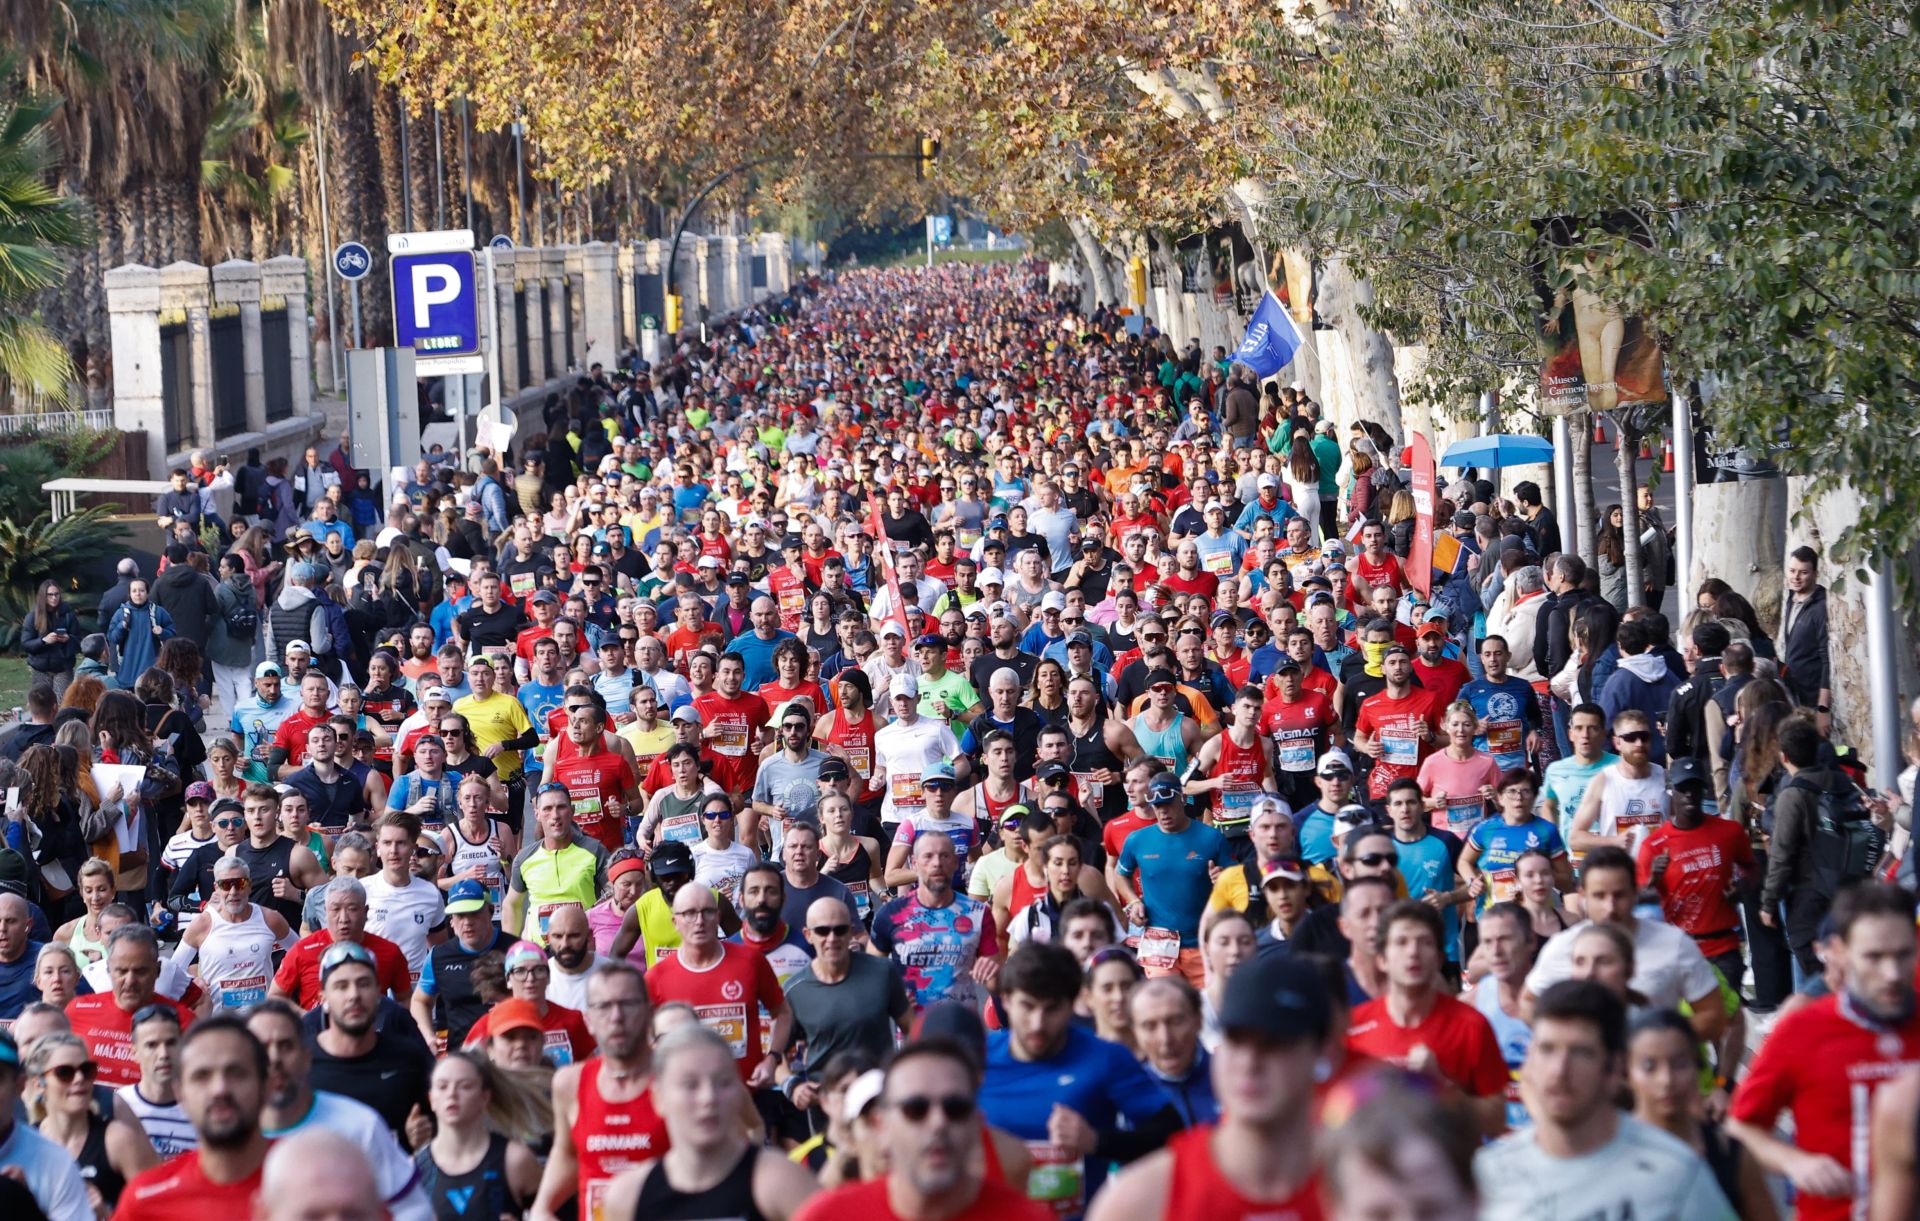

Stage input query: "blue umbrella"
[{"left": 1439, "top": 433, "right": 1555, "bottom": 469}]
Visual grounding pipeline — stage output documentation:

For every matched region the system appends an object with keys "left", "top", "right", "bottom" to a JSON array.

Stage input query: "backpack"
[
  {"left": 221, "top": 582, "right": 259, "bottom": 639},
  {"left": 1792, "top": 775, "right": 1885, "bottom": 901}
]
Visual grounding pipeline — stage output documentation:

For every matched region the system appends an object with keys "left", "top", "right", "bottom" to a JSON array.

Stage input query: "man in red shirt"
[
  {"left": 67, "top": 926, "right": 195, "bottom": 1087},
  {"left": 768, "top": 535, "right": 813, "bottom": 635},
  {"left": 1346, "top": 900, "right": 1508, "bottom": 1136},
  {"left": 1161, "top": 540, "right": 1219, "bottom": 601},
  {"left": 1410, "top": 620, "right": 1471, "bottom": 707},
  {"left": 542, "top": 701, "right": 641, "bottom": 853},
  {"left": 513, "top": 588, "right": 560, "bottom": 669},
  {"left": 1259, "top": 658, "right": 1336, "bottom": 811},
  {"left": 268, "top": 875, "right": 415, "bottom": 1010},
  {"left": 694, "top": 653, "right": 772, "bottom": 834},
  {"left": 1729, "top": 883, "right": 1920, "bottom": 1220},
  {"left": 1346, "top": 521, "right": 1405, "bottom": 604},
  {"left": 1352, "top": 644, "right": 1444, "bottom": 802},
  {"left": 113, "top": 1015, "right": 269, "bottom": 1220},
  {"left": 646, "top": 882, "right": 789, "bottom": 1087},
  {"left": 269, "top": 669, "right": 336, "bottom": 778},
  {"left": 1635, "top": 759, "right": 1755, "bottom": 986}
]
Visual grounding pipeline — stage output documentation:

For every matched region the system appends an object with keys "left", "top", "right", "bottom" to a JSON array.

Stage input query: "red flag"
[
  {"left": 1407, "top": 432, "right": 1437, "bottom": 597},
  {"left": 867, "top": 500, "right": 912, "bottom": 638}
]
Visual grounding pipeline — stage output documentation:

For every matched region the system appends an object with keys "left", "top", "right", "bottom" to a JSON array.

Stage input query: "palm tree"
[{"left": 0, "top": 57, "right": 91, "bottom": 410}]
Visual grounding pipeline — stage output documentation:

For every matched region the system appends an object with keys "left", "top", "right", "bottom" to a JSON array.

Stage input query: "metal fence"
[
  {"left": 0, "top": 408, "right": 115, "bottom": 436},
  {"left": 210, "top": 309, "right": 247, "bottom": 436},
  {"left": 263, "top": 304, "right": 294, "bottom": 422}
]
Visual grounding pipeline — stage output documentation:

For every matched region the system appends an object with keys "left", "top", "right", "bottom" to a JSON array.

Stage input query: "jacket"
[
  {"left": 1485, "top": 577, "right": 1546, "bottom": 682},
  {"left": 21, "top": 607, "right": 80, "bottom": 674},
  {"left": 1763, "top": 765, "right": 1855, "bottom": 945},
  {"left": 152, "top": 563, "right": 219, "bottom": 645},
  {"left": 266, "top": 585, "right": 326, "bottom": 665},
  {"left": 1780, "top": 585, "right": 1830, "bottom": 707},
  {"left": 105, "top": 601, "right": 175, "bottom": 688},
  {"left": 1664, "top": 658, "right": 1728, "bottom": 771},
  {"left": 1535, "top": 588, "right": 1601, "bottom": 680},
  {"left": 207, "top": 576, "right": 258, "bottom": 668},
  {"left": 1598, "top": 652, "right": 1684, "bottom": 762}
]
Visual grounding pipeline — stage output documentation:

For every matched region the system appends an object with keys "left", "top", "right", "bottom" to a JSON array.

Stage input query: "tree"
[{"left": 0, "top": 58, "right": 91, "bottom": 408}]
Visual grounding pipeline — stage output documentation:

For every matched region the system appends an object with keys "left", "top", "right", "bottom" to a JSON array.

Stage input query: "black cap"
[
  {"left": 1667, "top": 757, "right": 1710, "bottom": 788},
  {"left": 782, "top": 533, "right": 804, "bottom": 550},
  {"left": 210, "top": 797, "right": 245, "bottom": 818},
  {"left": 1035, "top": 760, "right": 1070, "bottom": 783},
  {"left": 650, "top": 840, "right": 696, "bottom": 876},
  {"left": 1144, "top": 667, "right": 1179, "bottom": 689},
  {"left": 1216, "top": 955, "right": 1331, "bottom": 1044},
  {"left": 818, "top": 756, "right": 850, "bottom": 781}
]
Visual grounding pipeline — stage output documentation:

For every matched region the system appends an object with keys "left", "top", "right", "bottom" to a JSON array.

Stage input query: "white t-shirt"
[
  {"left": 872, "top": 716, "right": 961, "bottom": 824},
  {"left": 361, "top": 873, "right": 446, "bottom": 980},
  {"left": 1474, "top": 1114, "right": 1735, "bottom": 1220},
  {"left": 1525, "top": 916, "right": 1721, "bottom": 1010},
  {"left": 0, "top": 1122, "right": 90, "bottom": 1221},
  {"left": 545, "top": 955, "right": 609, "bottom": 1012},
  {"left": 264, "top": 1090, "right": 431, "bottom": 1221},
  {"left": 691, "top": 840, "right": 758, "bottom": 904},
  {"left": 89, "top": 954, "right": 193, "bottom": 1001}
]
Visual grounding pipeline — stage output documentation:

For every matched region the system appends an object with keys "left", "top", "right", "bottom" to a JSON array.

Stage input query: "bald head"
[
  {"left": 805, "top": 897, "right": 853, "bottom": 929},
  {"left": 0, "top": 892, "right": 32, "bottom": 962},
  {"left": 258, "top": 1128, "right": 383, "bottom": 1221},
  {"left": 546, "top": 902, "right": 587, "bottom": 938}
]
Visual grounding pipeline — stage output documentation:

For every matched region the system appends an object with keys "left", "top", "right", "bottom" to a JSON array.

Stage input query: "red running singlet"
[
  {"left": 1164, "top": 1125, "right": 1325, "bottom": 1221},
  {"left": 572, "top": 1058, "right": 671, "bottom": 1221}
]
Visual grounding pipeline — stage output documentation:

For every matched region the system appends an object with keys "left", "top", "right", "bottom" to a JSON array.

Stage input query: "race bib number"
[
  {"left": 890, "top": 773, "right": 925, "bottom": 810},
  {"left": 1487, "top": 867, "right": 1519, "bottom": 905},
  {"left": 1025, "top": 1142, "right": 1087, "bottom": 1218},
  {"left": 1486, "top": 722, "right": 1524, "bottom": 764},
  {"left": 1218, "top": 782, "right": 1261, "bottom": 822},
  {"left": 509, "top": 571, "right": 536, "bottom": 597},
  {"left": 1277, "top": 738, "right": 1316, "bottom": 772},
  {"left": 1071, "top": 771, "right": 1105, "bottom": 809},
  {"left": 543, "top": 1027, "right": 575, "bottom": 1067},
  {"left": 532, "top": 901, "right": 565, "bottom": 941},
  {"left": 215, "top": 973, "right": 268, "bottom": 1012},
  {"left": 1201, "top": 549, "right": 1234, "bottom": 577},
  {"left": 694, "top": 1002, "right": 749, "bottom": 1058},
  {"left": 1381, "top": 731, "right": 1420, "bottom": 766},
  {"left": 845, "top": 744, "right": 872, "bottom": 778},
  {"left": 1138, "top": 927, "right": 1181, "bottom": 974},
  {"left": 713, "top": 715, "right": 749, "bottom": 757},
  {"left": 845, "top": 879, "right": 872, "bottom": 920},
  {"left": 1441, "top": 799, "right": 1484, "bottom": 836},
  {"left": 572, "top": 793, "right": 603, "bottom": 825},
  {"left": 658, "top": 812, "right": 701, "bottom": 844}
]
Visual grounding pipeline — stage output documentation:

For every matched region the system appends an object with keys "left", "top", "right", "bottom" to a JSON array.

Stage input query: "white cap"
[
  {"left": 421, "top": 686, "right": 448, "bottom": 703},
  {"left": 1258, "top": 474, "right": 1280, "bottom": 490},
  {"left": 843, "top": 1068, "right": 887, "bottom": 1124},
  {"left": 1204, "top": 498, "right": 1227, "bottom": 513},
  {"left": 697, "top": 555, "right": 722, "bottom": 569},
  {"left": 978, "top": 567, "right": 1004, "bottom": 586},
  {"left": 889, "top": 673, "right": 920, "bottom": 699},
  {"left": 879, "top": 621, "right": 906, "bottom": 639},
  {"left": 1041, "top": 591, "right": 1067, "bottom": 612}
]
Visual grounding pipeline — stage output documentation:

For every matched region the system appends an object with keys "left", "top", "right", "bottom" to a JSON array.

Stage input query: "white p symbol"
[{"left": 410, "top": 263, "right": 461, "bottom": 328}]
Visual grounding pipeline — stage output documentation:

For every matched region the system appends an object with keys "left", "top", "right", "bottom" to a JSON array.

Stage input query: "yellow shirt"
[
  {"left": 618, "top": 720, "right": 676, "bottom": 782},
  {"left": 453, "top": 691, "right": 535, "bottom": 781}
]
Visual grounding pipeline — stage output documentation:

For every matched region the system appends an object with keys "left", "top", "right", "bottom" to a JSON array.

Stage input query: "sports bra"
[{"left": 631, "top": 1145, "right": 762, "bottom": 1221}]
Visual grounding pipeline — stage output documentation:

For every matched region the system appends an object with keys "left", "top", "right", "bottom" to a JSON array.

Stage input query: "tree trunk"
[
  {"left": 1692, "top": 478, "right": 1789, "bottom": 632},
  {"left": 1316, "top": 254, "right": 1402, "bottom": 447},
  {"left": 1614, "top": 416, "right": 1645, "bottom": 609},
  {"left": 1571, "top": 414, "right": 1597, "bottom": 568},
  {"left": 1067, "top": 216, "right": 1115, "bottom": 310}
]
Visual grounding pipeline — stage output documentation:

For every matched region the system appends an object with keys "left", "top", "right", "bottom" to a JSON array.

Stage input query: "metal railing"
[{"left": 0, "top": 408, "right": 115, "bottom": 436}]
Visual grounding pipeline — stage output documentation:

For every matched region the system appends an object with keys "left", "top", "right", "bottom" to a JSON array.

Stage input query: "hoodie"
[
  {"left": 152, "top": 562, "right": 218, "bottom": 644},
  {"left": 1599, "top": 651, "right": 1683, "bottom": 762}
]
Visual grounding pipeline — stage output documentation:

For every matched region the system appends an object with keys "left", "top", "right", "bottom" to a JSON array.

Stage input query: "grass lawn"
[{"left": 0, "top": 657, "right": 30, "bottom": 715}]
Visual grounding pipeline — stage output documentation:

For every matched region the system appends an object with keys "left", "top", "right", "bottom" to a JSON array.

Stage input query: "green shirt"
[
  {"left": 686, "top": 406, "right": 712, "bottom": 429},
  {"left": 1312, "top": 436, "right": 1343, "bottom": 497},
  {"left": 918, "top": 669, "right": 980, "bottom": 728}
]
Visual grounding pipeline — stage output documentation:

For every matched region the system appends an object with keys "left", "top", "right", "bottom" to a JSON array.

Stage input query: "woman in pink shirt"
[{"left": 1416, "top": 700, "right": 1504, "bottom": 836}]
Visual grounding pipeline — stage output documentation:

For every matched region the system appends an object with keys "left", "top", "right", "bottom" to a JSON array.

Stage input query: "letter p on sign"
[
  {"left": 410, "top": 264, "right": 461, "bottom": 327},
  {"left": 390, "top": 250, "right": 480, "bottom": 357}
]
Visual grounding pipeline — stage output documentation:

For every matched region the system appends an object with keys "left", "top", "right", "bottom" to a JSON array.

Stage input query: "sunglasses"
[
  {"left": 1354, "top": 852, "right": 1398, "bottom": 868},
  {"left": 215, "top": 877, "right": 250, "bottom": 891},
  {"left": 894, "top": 1093, "right": 976, "bottom": 1124},
  {"left": 414, "top": 846, "right": 442, "bottom": 858},
  {"left": 702, "top": 809, "right": 734, "bottom": 820},
  {"left": 214, "top": 818, "right": 245, "bottom": 829},
  {"left": 809, "top": 923, "right": 853, "bottom": 938},
  {"left": 440, "top": 727, "right": 466, "bottom": 737},
  {"left": 1617, "top": 730, "right": 1652, "bottom": 744},
  {"left": 43, "top": 1061, "right": 100, "bottom": 1085}
]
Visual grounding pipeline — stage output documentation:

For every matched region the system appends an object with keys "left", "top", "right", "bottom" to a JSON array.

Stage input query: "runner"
[{"left": 177, "top": 856, "right": 293, "bottom": 1012}]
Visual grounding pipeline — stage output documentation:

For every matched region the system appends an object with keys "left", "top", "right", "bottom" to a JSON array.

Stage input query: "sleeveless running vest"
[
  {"left": 573, "top": 1058, "right": 670, "bottom": 1221},
  {"left": 1067, "top": 716, "right": 1124, "bottom": 820},
  {"left": 1131, "top": 711, "right": 1190, "bottom": 780},
  {"left": 442, "top": 818, "right": 507, "bottom": 906},
  {"left": 200, "top": 904, "right": 277, "bottom": 1011},
  {"left": 76, "top": 1111, "right": 127, "bottom": 1208},
  {"left": 236, "top": 836, "right": 301, "bottom": 927},
  {"left": 632, "top": 1146, "right": 763, "bottom": 1221},
  {"left": 1212, "top": 730, "right": 1273, "bottom": 835},
  {"left": 972, "top": 780, "right": 1031, "bottom": 829},
  {"left": 1165, "top": 1125, "right": 1325, "bottom": 1221},
  {"left": 823, "top": 839, "right": 874, "bottom": 922},
  {"left": 416, "top": 1132, "right": 518, "bottom": 1220},
  {"left": 1596, "top": 762, "right": 1668, "bottom": 854}
]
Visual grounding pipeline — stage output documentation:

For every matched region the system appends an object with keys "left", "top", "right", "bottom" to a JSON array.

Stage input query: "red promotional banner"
[
  {"left": 867, "top": 500, "right": 912, "bottom": 638},
  {"left": 1407, "top": 432, "right": 1436, "bottom": 597}
]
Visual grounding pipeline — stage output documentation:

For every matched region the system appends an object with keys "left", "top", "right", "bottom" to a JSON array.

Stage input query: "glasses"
[
  {"left": 215, "top": 877, "right": 250, "bottom": 891},
  {"left": 414, "top": 846, "right": 441, "bottom": 858},
  {"left": 1617, "top": 731, "right": 1652, "bottom": 744},
  {"left": 1140, "top": 634, "right": 1167, "bottom": 645},
  {"left": 508, "top": 965, "right": 549, "bottom": 978},
  {"left": 674, "top": 907, "right": 720, "bottom": 921},
  {"left": 1355, "top": 852, "right": 1398, "bottom": 868},
  {"left": 1061, "top": 618, "right": 1084, "bottom": 627},
  {"left": 894, "top": 1093, "right": 977, "bottom": 1124},
  {"left": 43, "top": 1061, "right": 99, "bottom": 1085},
  {"left": 214, "top": 817, "right": 244, "bottom": 829},
  {"left": 809, "top": 923, "right": 853, "bottom": 938},
  {"left": 440, "top": 727, "right": 466, "bottom": 738},
  {"left": 702, "top": 809, "right": 734, "bottom": 820}
]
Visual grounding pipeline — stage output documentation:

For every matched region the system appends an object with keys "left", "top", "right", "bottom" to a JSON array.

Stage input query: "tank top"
[
  {"left": 69, "top": 918, "right": 109, "bottom": 967},
  {"left": 200, "top": 903, "right": 277, "bottom": 1011},
  {"left": 72, "top": 1112, "right": 127, "bottom": 1207},
  {"left": 823, "top": 839, "right": 874, "bottom": 922},
  {"left": 418, "top": 1132, "right": 519, "bottom": 1220},
  {"left": 1164, "top": 1125, "right": 1325, "bottom": 1221},
  {"left": 633, "top": 1146, "right": 762, "bottom": 1221},
  {"left": 1596, "top": 762, "right": 1669, "bottom": 855},
  {"left": 1131, "top": 711, "right": 1190, "bottom": 779},
  {"left": 1067, "top": 716, "right": 1124, "bottom": 819},
  {"left": 1006, "top": 864, "right": 1043, "bottom": 922},
  {"left": 442, "top": 818, "right": 507, "bottom": 905},
  {"left": 1212, "top": 730, "right": 1273, "bottom": 833},
  {"left": 822, "top": 708, "right": 882, "bottom": 798},
  {"left": 649, "top": 788, "right": 708, "bottom": 847},
  {"left": 235, "top": 835, "right": 302, "bottom": 926},
  {"left": 573, "top": 1059, "right": 671, "bottom": 1221},
  {"left": 972, "top": 780, "right": 1031, "bottom": 829}
]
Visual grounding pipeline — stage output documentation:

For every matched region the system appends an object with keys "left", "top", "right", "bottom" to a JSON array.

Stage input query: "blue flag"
[{"left": 1231, "top": 291, "right": 1305, "bottom": 377}]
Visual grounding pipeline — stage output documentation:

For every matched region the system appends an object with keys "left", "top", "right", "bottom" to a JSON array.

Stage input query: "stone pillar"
[
  {"left": 260, "top": 256, "right": 313, "bottom": 422},
  {"left": 720, "top": 235, "right": 745, "bottom": 310},
  {"left": 545, "top": 247, "right": 570, "bottom": 374},
  {"left": 105, "top": 264, "right": 167, "bottom": 479},
  {"left": 579, "top": 242, "right": 620, "bottom": 373},
  {"left": 686, "top": 238, "right": 711, "bottom": 325},
  {"left": 616, "top": 243, "right": 639, "bottom": 351},
  {"left": 211, "top": 259, "right": 266, "bottom": 436},
  {"left": 521, "top": 253, "right": 548, "bottom": 386},
  {"left": 159, "top": 261, "right": 214, "bottom": 458},
  {"left": 707, "top": 236, "right": 733, "bottom": 314},
  {"left": 494, "top": 249, "right": 523, "bottom": 396},
  {"left": 763, "top": 232, "right": 791, "bottom": 293}
]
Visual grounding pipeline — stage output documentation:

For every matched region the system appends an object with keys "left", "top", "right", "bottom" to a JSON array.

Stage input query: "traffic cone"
[
  {"left": 1662, "top": 438, "right": 1675, "bottom": 473},
  {"left": 1638, "top": 433, "right": 1654, "bottom": 460},
  {"left": 1592, "top": 417, "right": 1606, "bottom": 444}
]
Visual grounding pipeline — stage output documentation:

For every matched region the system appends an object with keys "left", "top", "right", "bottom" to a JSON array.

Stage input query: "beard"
[{"left": 744, "top": 905, "right": 780, "bottom": 937}]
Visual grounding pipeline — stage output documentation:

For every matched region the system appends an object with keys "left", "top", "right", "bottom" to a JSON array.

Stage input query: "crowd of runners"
[{"left": 0, "top": 258, "right": 1915, "bottom": 1220}]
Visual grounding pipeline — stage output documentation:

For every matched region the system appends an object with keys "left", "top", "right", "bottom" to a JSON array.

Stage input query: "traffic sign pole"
[
  {"left": 350, "top": 281, "right": 362, "bottom": 350},
  {"left": 483, "top": 243, "right": 502, "bottom": 454}
]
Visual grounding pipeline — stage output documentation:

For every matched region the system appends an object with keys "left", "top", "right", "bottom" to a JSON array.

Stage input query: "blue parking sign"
[{"left": 390, "top": 251, "right": 479, "bottom": 357}]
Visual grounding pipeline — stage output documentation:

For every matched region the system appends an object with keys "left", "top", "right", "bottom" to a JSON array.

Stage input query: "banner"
[
  {"left": 1407, "top": 432, "right": 1436, "bottom": 597},
  {"left": 866, "top": 500, "right": 912, "bottom": 638},
  {"left": 1533, "top": 222, "right": 1668, "bottom": 416},
  {"left": 1231, "top": 291, "right": 1305, "bottom": 378}
]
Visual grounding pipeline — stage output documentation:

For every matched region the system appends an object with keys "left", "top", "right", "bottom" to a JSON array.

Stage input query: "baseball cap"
[
  {"left": 963, "top": 603, "right": 988, "bottom": 620},
  {"left": 879, "top": 621, "right": 906, "bottom": 640},
  {"left": 1144, "top": 667, "right": 1179, "bottom": 689},
  {"left": 210, "top": 797, "right": 245, "bottom": 819},
  {"left": 1415, "top": 620, "right": 1447, "bottom": 638},
  {"left": 913, "top": 633, "right": 947, "bottom": 650},
  {"left": 1667, "top": 757, "right": 1710, "bottom": 788},
  {"left": 446, "top": 879, "right": 489, "bottom": 914},
  {"left": 670, "top": 704, "right": 702, "bottom": 724},
  {"left": 421, "top": 685, "right": 448, "bottom": 703},
  {"left": 978, "top": 567, "right": 1005, "bottom": 586},
  {"left": 697, "top": 555, "right": 723, "bottom": 569},
  {"left": 1257, "top": 474, "right": 1279, "bottom": 490},
  {"left": 1381, "top": 643, "right": 1411, "bottom": 659},
  {"left": 1215, "top": 954, "right": 1330, "bottom": 1043},
  {"left": 528, "top": 589, "right": 558, "bottom": 605},
  {"left": 486, "top": 997, "right": 545, "bottom": 1037},
  {"left": 1260, "top": 858, "right": 1307, "bottom": 885},
  {"left": 1204, "top": 498, "right": 1227, "bottom": 514},
  {"left": 999, "top": 803, "right": 1032, "bottom": 829},
  {"left": 1035, "top": 761, "right": 1070, "bottom": 783},
  {"left": 504, "top": 940, "right": 547, "bottom": 974},
  {"left": 254, "top": 661, "right": 283, "bottom": 679},
  {"left": 1065, "top": 631, "right": 1091, "bottom": 648},
  {"left": 923, "top": 761, "right": 958, "bottom": 788},
  {"left": 1317, "top": 748, "right": 1354, "bottom": 776},
  {"left": 1145, "top": 773, "right": 1183, "bottom": 805},
  {"left": 1271, "top": 656, "right": 1302, "bottom": 674},
  {"left": 1210, "top": 611, "right": 1237, "bottom": 629},
  {"left": 842, "top": 1068, "right": 887, "bottom": 1124},
  {"left": 185, "top": 781, "right": 215, "bottom": 803},
  {"left": 284, "top": 640, "right": 312, "bottom": 656},
  {"left": 888, "top": 673, "right": 920, "bottom": 700},
  {"left": 650, "top": 840, "right": 696, "bottom": 876},
  {"left": 817, "top": 756, "right": 850, "bottom": 781},
  {"left": 1041, "top": 591, "right": 1067, "bottom": 613}
]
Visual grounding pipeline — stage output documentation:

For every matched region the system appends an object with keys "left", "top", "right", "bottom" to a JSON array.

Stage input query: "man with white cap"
[
  {"left": 861, "top": 620, "right": 921, "bottom": 693},
  {"left": 229, "top": 661, "right": 298, "bottom": 785},
  {"left": 1192, "top": 497, "right": 1247, "bottom": 578},
  {"left": 1234, "top": 472, "right": 1301, "bottom": 538},
  {"left": 872, "top": 673, "right": 966, "bottom": 832}
]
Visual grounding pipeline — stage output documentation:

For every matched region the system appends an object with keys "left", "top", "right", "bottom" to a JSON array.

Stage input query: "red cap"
[{"left": 487, "top": 998, "right": 544, "bottom": 1037}]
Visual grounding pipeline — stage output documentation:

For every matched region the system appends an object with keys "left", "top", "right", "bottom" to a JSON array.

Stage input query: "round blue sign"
[
  {"left": 489, "top": 234, "right": 515, "bottom": 251},
  {"left": 333, "top": 241, "right": 373, "bottom": 282}
]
